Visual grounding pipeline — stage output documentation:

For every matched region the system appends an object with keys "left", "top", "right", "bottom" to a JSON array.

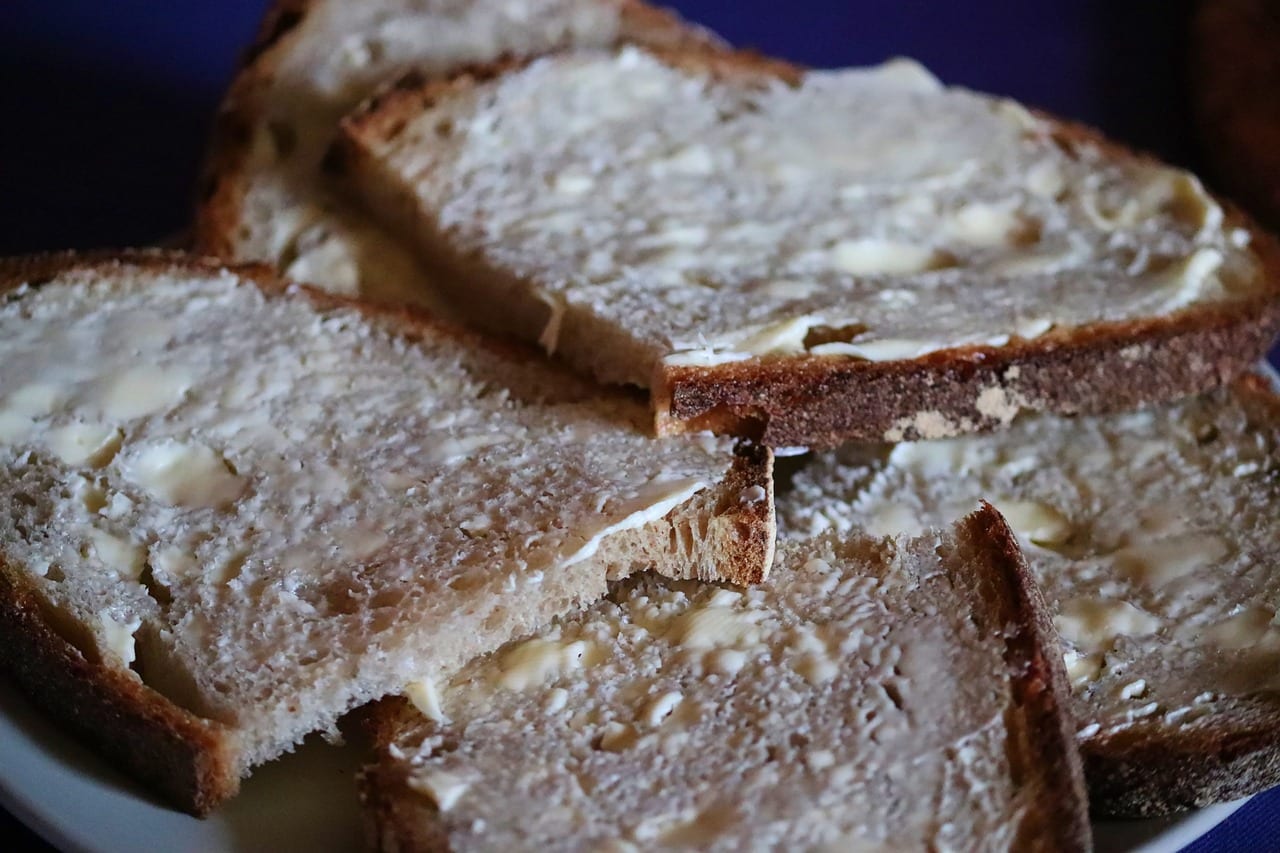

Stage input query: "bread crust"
[
  {"left": 1084, "top": 697, "right": 1280, "bottom": 818},
  {"left": 0, "top": 251, "right": 266, "bottom": 815},
  {"left": 958, "top": 503, "right": 1092, "bottom": 852},
  {"left": 358, "top": 700, "right": 452, "bottom": 853},
  {"left": 193, "top": 0, "right": 723, "bottom": 262},
  {"left": 0, "top": 559, "right": 239, "bottom": 816},
  {"left": 654, "top": 271, "right": 1280, "bottom": 448},
  {"left": 334, "top": 46, "right": 1280, "bottom": 449}
]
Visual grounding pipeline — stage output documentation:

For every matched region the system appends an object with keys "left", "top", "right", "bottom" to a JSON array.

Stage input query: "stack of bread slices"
[{"left": 3, "top": 2, "right": 1279, "bottom": 850}]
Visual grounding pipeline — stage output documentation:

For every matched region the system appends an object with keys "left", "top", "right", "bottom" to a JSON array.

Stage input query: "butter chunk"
[{"left": 124, "top": 441, "right": 244, "bottom": 509}]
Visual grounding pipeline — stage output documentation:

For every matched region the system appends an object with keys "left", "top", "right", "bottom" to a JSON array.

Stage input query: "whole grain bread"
[
  {"left": 782, "top": 373, "right": 1280, "bottom": 817},
  {"left": 195, "top": 0, "right": 719, "bottom": 308},
  {"left": 333, "top": 45, "right": 1280, "bottom": 449},
  {"left": 0, "top": 251, "right": 774, "bottom": 815},
  {"left": 359, "top": 504, "right": 1089, "bottom": 851}
]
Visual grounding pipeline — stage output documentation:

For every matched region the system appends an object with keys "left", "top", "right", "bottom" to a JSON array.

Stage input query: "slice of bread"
[
  {"left": 333, "top": 45, "right": 1280, "bottom": 448},
  {"left": 195, "top": 0, "right": 718, "bottom": 308},
  {"left": 0, "top": 252, "right": 774, "bottom": 815},
  {"left": 782, "top": 374, "right": 1280, "bottom": 816},
  {"left": 358, "top": 504, "right": 1089, "bottom": 851}
]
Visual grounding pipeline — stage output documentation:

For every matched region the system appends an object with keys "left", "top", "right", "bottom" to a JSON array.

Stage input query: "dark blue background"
[
  {"left": 0, "top": 0, "right": 1203, "bottom": 254},
  {"left": 0, "top": 2, "right": 1276, "bottom": 850}
]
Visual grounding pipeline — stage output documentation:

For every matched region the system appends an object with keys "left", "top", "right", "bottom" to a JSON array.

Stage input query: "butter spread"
[
  {"left": 554, "top": 478, "right": 706, "bottom": 569},
  {"left": 783, "top": 379, "right": 1280, "bottom": 746},
  {"left": 406, "top": 768, "right": 472, "bottom": 811},
  {"left": 98, "top": 613, "right": 141, "bottom": 665},
  {"left": 406, "top": 676, "right": 448, "bottom": 723},
  {"left": 494, "top": 634, "right": 601, "bottom": 691},
  {"left": 124, "top": 441, "right": 245, "bottom": 509},
  {"left": 377, "top": 49, "right": 1255, "bottom": 385},
  {"left": 381, "top": 530, "right": 1036, "bottom": 850},
  {"left": 0, "top": 267, "right": 748, "bottom": 753},
  {"left": 995, "top": 500, "right": 1072, "bottom": 548}
]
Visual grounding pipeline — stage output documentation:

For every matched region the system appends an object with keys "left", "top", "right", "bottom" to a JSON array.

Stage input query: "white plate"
[{"left": 3, "top": 362, "right": 1277, "bottom": 852}]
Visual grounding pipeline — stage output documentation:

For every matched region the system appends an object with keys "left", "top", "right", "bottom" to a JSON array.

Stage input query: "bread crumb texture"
[
  {"left": 380, "top": 532, "right": 1042, "bottom": 850},
  {"left": 0, "top": 266, "right": 741, "bottom": 767},
  {"left": 782, "top": 381, "right": 1280, "bottom": 748},
  {"left": 360, "top": 48, "right": 1260, "bottom": 385}
]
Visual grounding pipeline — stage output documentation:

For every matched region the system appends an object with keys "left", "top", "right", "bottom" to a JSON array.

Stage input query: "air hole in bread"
[
  {"left": 132, "top": 628, "right": 224, "bottom": 720},
  {"left": 31, "top": 594, "right": 97, "bottom": 659},
  {"left": 1195, "top": 423, "right": 1220, "bottom": 444},
  {"left": 802, "top": 324, "right": 871, "bottom": 350},
  {"left": 138, "top": 561, "right": 171, "bottom": 606},
  {"left": 1010, "top": 216, "right": 1044, "bottom": 246},
  {"left": 433, "top": 118, "right": 454, "bottom": 139},
  {"left": 277, "top": 230, "right": 305, "bottom": 271},
  {"left": 882, "top": 681, "right": 906, "bottom": 712},
  {"left": 45, "top": 563, "right": 65, "bottom": 583},
  {"left": 368, "top": 608, "right": 395, "bottom": 633},
  {"left": 788, "top": 732, "right": 810, "bottom": 750}
]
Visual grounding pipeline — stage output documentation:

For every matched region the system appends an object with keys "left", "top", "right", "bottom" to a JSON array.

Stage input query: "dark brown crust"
[
  {"left": 1191, "top": 0, "right": 1280, "bottom": 230},
  {"left": 958, "top": 503, "right": 1092, "bottom": 852},
  {"left": 0, "top": 560, "right": 239, "bottom": 816},
  {"left": 1084, "top": 697, "right": 1280, "bottom": 818},
  {"left": 193, "top": 0, "right": 725, "bottom": 262},
  {"left": 358, "top": 699, "right": 452, "bottom": 853},
  {"left": 712, "top": 441, "right": 775, "bottom": 585},
  {"left": 654, "top": 270, "right": 1280, "bottom": 448}
]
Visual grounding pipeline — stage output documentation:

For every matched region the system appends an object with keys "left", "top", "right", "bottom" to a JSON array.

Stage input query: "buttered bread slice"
[
  {"left": 335, "top": 46, "right": 1280, "bottom": 447},
  {"left": 0, "top": 252, "right": 773, "bottom": 814},
  {"left": 360, "top": 504, "right": 1088, "bottom": 852},
  {"left": 783, "top": 374, "right": 1280, "bottom": 816},
  {"left": 196, "top": 0, "right": 718, "bottom": 308}
]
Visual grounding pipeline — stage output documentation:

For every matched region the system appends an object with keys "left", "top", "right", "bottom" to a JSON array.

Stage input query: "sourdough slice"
[
  {"left": 195, "top": 0, "right": 718, "bottom": 308},
  {"left": 782, "top": 374, "right": 1280, "bottom": 816},
  {"left": 0, "top": 251, "right": 773, "bottom": 815},
  {"left": 334, "top": 45, "right": 1280, "bottom": 448},
  {"left": 359, "top": 504, "right": 1089, "bottom": 852}
]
